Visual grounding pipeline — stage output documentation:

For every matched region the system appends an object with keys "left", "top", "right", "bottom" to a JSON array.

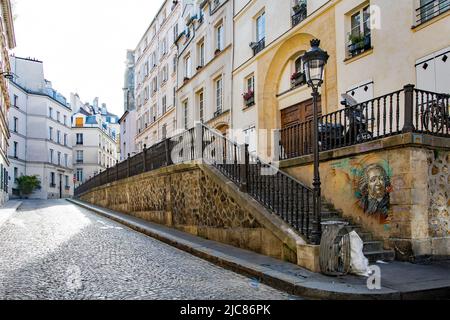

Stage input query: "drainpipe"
[{"left": 230, "top": 0, "right": 235, "bottom": 137}]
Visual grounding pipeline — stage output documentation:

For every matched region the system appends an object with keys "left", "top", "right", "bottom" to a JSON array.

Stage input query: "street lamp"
[{"left": 303, "top": 39, "right": 329, "bottom": 245}]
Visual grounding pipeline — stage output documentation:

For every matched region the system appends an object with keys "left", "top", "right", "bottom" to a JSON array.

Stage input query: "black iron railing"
[
  {"left": 416, "top": 0, "right": 450, "bottom": 25},
  {"left": 292, "top": 6, "right": 307, "bottom": 27},
  {"left": 75, "top": 124, "right": 320, "bottom": 244},
  {"left": 246, "top": 153, "right": 317, "bottom": 242},
  {"left": 251, "top": 38, "right": 265, "bottom": 56},
  {"left": 279, "top": 85, "right": 450, "bottom": 160}
]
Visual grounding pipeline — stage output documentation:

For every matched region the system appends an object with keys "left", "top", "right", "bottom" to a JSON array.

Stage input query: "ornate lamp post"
[{"left": 303, "top": 39, "right": 329, "bottom": 244}]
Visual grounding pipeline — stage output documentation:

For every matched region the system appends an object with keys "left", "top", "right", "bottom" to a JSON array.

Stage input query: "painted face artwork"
[
  {"left": 358, "top": 164, "right": 391, "bottom": 218},
  {"left": 367, "top": 167, "right": 386, "bottom": 201}
]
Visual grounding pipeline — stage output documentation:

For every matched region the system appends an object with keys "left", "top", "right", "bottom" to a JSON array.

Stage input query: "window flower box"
[
  {"left": 243, "top": 90, "right": 255, "bottom": 107},
  {"left": 293, "top": 1, "right": 306, "bottom": 14},
  {"left": 291, "top": 71, "right": 306, "bottom": 88},
  {"left": 348, "top": 34, "right": 371, "bottom": 58}
]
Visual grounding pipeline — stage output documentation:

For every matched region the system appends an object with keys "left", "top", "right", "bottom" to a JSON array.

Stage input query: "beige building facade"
[
  {"left": 335, "top": 0, "right": 450, "bottom": 102},
  {"left": 134, "top": 0, "right": 181, "bottom": 151},
  {"left": 232, "top": 0, "right": 335, "bottom": 156},
  {"left": 0, "top": 0, "right": 15, "bottom": 205},
  {"left": 8, "top": 57, "right": 74, "bottom": 200},
  {"left": 175, "top": 0, "right": 234, "bottom": 136}
]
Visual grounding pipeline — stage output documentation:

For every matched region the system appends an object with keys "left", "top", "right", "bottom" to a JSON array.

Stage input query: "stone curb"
[{"left": 67, "top": 198, "right": 449, "bottom": 300}]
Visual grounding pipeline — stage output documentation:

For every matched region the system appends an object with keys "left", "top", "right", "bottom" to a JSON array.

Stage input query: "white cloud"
[{"left": 12, "top": 0, "right": 162, "bottom": 116}]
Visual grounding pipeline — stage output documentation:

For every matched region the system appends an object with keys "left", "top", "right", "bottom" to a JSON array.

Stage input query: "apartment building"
[
  {"left": 232, "top": 0, "right": 334, "bottom": 155},
  {"left": 120, "top": 50, "right": 137, "bottom": 161},
  {"left": 119, "top": 110, "right": 137, "bottom": 160},
  {"left": 175, "top": 0, "right": 234, "bottom": 136},
  {"left": 8, "top": 56, "right": 73, "bottom": 199},
  {"left": 0, "top": 0, "right": 15, "bottom": 205},
  {"left": 335, "top": 0, "right": 450, "bottom": 101},
  {"left": 231, "top": 0, "right": 449, "bottom": 155},
  {"left": 134, "top": 0, "right": 181, "bottom": 151},
  {"left": 71, "top": 94, "right": 119, "bottom": 187}
]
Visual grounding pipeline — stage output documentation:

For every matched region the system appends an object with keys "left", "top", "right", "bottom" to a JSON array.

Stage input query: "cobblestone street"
[{"left": 0, "top": 200, "right": 296, "bottom": 300}]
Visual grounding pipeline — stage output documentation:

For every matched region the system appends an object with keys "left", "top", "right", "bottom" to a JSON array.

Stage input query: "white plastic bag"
[{"left": 348, "top": 231, "right": 370, "bottom": 276}]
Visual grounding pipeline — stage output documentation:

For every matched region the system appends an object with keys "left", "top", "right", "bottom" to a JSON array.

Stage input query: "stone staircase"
[
  {"left": 320, "top": 200, "right": 395, "bottom": 263},
  {"left": 244, "top": 165, "right": 395, "bottom": 263}
]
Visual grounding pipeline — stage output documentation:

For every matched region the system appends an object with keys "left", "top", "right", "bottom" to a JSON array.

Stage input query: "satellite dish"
[{"left": 341, "top": 93, "right": 358, "bottom": 107}]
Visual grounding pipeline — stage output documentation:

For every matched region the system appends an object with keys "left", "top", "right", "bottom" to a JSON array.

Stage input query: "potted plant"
[
  {"left": 243, "top": 90, "right": 255, "bottom": 106},
  {"left": 348, "top": 33, "right": 365, "bottom": 56},
  {"left": 16, "top": 175, "right": 41, "bottom": 199},
  {"left": 293, "top": 0, "right": 306, "bottom": 14}
]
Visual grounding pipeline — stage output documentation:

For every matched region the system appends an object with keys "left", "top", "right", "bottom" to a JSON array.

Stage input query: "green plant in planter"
[
  {"left": 293, "top": 0, "right": 307, "bottom": 13},
  {"left": 349, "top": 33, "right": 365, "bottom": 46},
  {"left": 16, "top": 175, "right": 41, "bottom": 198},
  {"left": 348, "top": 33, "right": 367, "bottom": 56}
]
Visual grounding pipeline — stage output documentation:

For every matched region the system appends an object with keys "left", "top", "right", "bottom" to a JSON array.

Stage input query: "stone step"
[
  {"left": 364, "top": 250, "right": 395, "bottom": 263},
  {"left": 356, "top": 232, "right": 373, "bottom": 242},
  {"left": 363, "top": 241, "right": 383, "bottom": 252}
]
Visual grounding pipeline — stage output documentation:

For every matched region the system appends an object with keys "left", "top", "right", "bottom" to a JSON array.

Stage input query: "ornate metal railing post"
[
  {"left": 143, "top": 144, "right": 147, "bottom": 173},
  {"left": 239, "top": 143, "right": 249, "bottom": 192},
  {"left": 116, "top": 160, "right": 119, "bottom": 181},
  {"left": 165, "top": 139, "right": 171, "bottom": 166},
  {"left": 402, "top": 84, "right": 416, "bottom": 133},
  {"left": 127, "top": 153, "right": 131, "bottom": 178},
  {"left": 194, "top": 122, "right": 204, "bottom": 161}
]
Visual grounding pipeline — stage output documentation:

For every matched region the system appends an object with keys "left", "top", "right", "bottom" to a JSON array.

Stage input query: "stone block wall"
[
  {"left": 283, "top": 138, "right": 449, "bottom": 261},
  {"left": 79, "top": 164, "right": 299, "bottom": 265}
]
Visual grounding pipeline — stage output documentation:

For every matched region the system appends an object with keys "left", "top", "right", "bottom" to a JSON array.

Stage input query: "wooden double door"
[
  {"left": 281, "top": 96, "right": 322, "bottom": 129},
  {"left": 280, "top": 97, "right": 322, "bottom": 158}
]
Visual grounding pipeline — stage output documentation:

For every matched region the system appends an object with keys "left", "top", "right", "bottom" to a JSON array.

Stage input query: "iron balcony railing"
[
  {"left": 292, "top": 5, "right": 307, "bottom": 27},
  {"left": 250, "top": 38, "right": 265, "bottom": 56},
  {"left": 75, "top": 124, "right": 321, "bottom": 244},
  {"left": 279, "top": 85, "right": 450, "bottom": 160},
  {"left": 415, "top": 0, "right": 450, "bottom": 25}
]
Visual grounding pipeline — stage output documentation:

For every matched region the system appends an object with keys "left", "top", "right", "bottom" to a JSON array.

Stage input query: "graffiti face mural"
[{"left": 358, "top": 164, "right": 391, "bottom": 218}]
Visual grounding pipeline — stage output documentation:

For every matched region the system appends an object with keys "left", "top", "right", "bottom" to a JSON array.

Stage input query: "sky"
[{"left": 12, "top": 0, "right": 163, "bottom": 117}]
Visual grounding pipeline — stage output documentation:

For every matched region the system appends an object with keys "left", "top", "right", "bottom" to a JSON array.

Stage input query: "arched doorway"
[{"left": 256, "top": 32, "right": 337, "bottom": 157}]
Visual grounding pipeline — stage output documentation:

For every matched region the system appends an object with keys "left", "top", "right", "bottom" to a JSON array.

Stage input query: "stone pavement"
[
  {"left": 0, "top": 199, "right": 298, "bottom": 300},
  {"left": 69, "top": 198, "right": 450, "bottom": 300}
]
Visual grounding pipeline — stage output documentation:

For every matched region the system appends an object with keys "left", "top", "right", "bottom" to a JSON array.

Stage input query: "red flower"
[{"left": 243, "top": 90, "right": 254, "bottom": 100}]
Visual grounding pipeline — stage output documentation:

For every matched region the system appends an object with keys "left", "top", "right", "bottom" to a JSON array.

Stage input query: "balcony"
[
  {"left": 292, "top": 3, "right": 307, "bottom": 27},
  {"left": 211, "top": 0, "right": 221, "bottom": 12},
  {"left": 347, "top": 33, "right": 372, "bottom": 59},
  {"left": 250, "top": 38, "right": 265, "bottom": 56},
  {"left": 415, "top": 0, "right": 450, "bottom": 25},
  {"left": 76, "top": 159, "right": 84, "bottom": 164}
]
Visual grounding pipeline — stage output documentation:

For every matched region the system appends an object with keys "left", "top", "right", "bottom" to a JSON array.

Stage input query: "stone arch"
[{"left": 256, "top": 30, "right": 337, "bottom": 156}]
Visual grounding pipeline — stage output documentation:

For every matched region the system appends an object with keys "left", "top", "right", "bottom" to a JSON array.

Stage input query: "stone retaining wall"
[
  {"left": 281, "top": 134, "right": 449, "bottom": 261},
  {"left": 79, "top": 164, "right": 306, "bottom": 267}
]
